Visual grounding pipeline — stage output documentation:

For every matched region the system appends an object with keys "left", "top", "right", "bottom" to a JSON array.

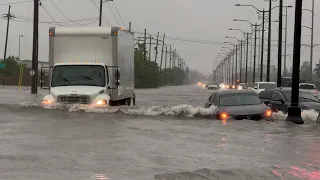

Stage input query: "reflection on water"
[{"left": 93, "top": 174, "right": 109, "bottom": 180}]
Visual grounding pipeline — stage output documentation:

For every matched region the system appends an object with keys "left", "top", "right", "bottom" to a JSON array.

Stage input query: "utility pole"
[
  {"left": 310, "top": 0, "right": 315, "bottom": 82},
  {"left": 31, "top": 0, "right": 39, "bottom": 94},
  {"left": 164, "top": 45, "right": 168, "bottom": 86},
  {"left": 3, "top": 5, "right": 14, "bottom": 61},
  {"left": 154, "top": 32, "right": 159, "bottom": 63},
  {"left": 260, "top": 9, "right": 266, "bottom": 81},
  {"left": 277, "top": 0, "right": 283, "bottom": 87},
  {"left": 160, "top": 33, "right": 165, "bottom": 71},
  {"left": 267, "top": 0, "right": 273, "bottom": 82},
  {"left": 149, "top": 35, "right": 152, "bottom": 61},
  {"left": 129, "top": 22, "right": 131, "bottom": 31},
  {"left": 144, "top": 29, "right": 146, "bottom": 61}
]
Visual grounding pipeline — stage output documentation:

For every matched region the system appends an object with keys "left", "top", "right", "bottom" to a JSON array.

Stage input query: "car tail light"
[
  {"left": 265, "top": 110, "right": 272, "bottom": 117},
  {"left": 219, "top": 112, "right": 229, "bottom": 120}
]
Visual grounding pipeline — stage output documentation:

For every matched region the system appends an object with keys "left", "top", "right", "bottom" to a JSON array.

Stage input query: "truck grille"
[
  {"left": 57, "top": 95, "right": 90, "bottom": 104},
  {"left": 233, "top": 114, "right": 262, "bottom": 120}
]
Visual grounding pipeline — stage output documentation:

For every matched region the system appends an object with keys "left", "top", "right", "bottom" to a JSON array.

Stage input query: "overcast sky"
[{"left": 0, "top": 0, "right": 319, "bottom": 73}]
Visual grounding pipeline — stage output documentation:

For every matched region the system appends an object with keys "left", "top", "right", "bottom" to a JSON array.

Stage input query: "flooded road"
[{"left": 0, "top": 85, "right": 320, "bottom": 180}]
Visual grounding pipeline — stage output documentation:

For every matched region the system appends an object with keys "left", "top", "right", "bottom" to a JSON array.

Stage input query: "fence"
[{"left": 0, "top": 67, "right": 49, "bottom": 88}]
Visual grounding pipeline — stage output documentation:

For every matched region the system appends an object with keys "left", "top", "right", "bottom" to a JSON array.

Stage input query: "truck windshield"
[{"left": 51, "top": 65, "right": 106, "bottom": 87}]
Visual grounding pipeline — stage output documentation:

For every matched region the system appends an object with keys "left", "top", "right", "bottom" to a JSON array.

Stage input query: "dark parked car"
[
  {"left": 258, "top": 87, "right": 320, "bottom": 113},
  {"left": 205, "top": 90, "right": 272, "bottom": 121}
]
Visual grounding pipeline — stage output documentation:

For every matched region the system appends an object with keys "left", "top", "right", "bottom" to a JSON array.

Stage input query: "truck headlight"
[{"left": 96, "top": 100, "right": 107, "bottom": 106}]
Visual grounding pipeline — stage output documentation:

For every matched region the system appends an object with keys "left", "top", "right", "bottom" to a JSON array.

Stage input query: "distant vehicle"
[
  {"left": 282, "top": 77, "right": 292, "bottom": 87},
  {"left": 237, "top": 83, "right": 247, "bottom": 90},
  {"left": 204, "top": 90, "right": 272, "bottom": 121},
  {"left": 207, "top": 84, "right": 219, "bottom": 90},
  {"left": 299, "top": 83, "right": 318, "bottom": 96},
  {"left": 41, "top": 27, "right": 135, "bottom": 106},
  {"left": 251, "top": 82, "right": 277, "bottom": 94},
  {"left": 258, "top": 87, "right": 320, "bottom": 113}
]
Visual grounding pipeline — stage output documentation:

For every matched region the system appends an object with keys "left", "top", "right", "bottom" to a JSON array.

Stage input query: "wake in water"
[{"left": 18, "top": 101, "right": 319, "bottom": 122}]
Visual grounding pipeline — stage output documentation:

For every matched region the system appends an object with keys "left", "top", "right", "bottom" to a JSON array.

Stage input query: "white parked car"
[
  {"left": 251, "top": 82, "right": 277, "bottom": 94},
  {"left": 299, "top": 83, "right": 318, "bottom": 96}
]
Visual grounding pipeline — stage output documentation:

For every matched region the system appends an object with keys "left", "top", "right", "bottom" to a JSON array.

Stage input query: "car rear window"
[
  {"left": 219, "top": 93, "right": 262, "bottom": 106},
  {"left": 299, "top": 84, "right": 316, "bottom": 90},
  {"left": 259, "top": 83, "right": 277, "bottom": 89}
]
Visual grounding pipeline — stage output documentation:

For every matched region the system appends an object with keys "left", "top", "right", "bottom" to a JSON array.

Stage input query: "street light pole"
[
  {"left": 260, "top": 10, "right": 266, "bottom": 81},
  {"left": 235, "top": 45, "right": 238, "bottom": 84},
  {"left": 245, "top": 33, "right": 249, "bottom": 84},
  {"left": 240, "top": 40, "right": 243, "bottom": 82},
  {"left": 253, "top": 24, "right": 257, "bottom": 83},
  {"left": 277, "top": 0, "right": 283, "bottom": 87},
  {"left": 19, "top": 35, "right": 23, "bottom": 60},
  {"left": 284, "top": 7, "right": 288, "bottom": 76},
  {"left": 286, "top": 0, "right": 304, "bottom": 124},
  {"left": 267, "top": 0, "right": 272, "bottom": 82},
  {"left": 310, "top": 0, "right": 315, "bottom": 82}
]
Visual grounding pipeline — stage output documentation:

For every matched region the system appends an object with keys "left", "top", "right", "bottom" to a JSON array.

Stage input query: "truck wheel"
[{"left": 126, "top": 98, "right": 131, "bottom": 106}]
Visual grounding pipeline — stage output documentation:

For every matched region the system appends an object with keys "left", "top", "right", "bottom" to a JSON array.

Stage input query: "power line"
[
  {"left": 48, "top": 0, "right": 81, "bottom": 25},
  {"left": 106, "top": 1, "right": 121, "bottom": 26},
  {"left": 0, "top": 0, "right": 32, "bottom": 6},
  {"left": 12, "top": 18, "right": 99, "bottom": 26},
  {"left": 40, "top": 1, "right": 60, "bottom": 26},
  {"left": 91, "top": 0, "right": 110, "bottom": 26},
  {"left": 112, "top": 1, "right": 127, "bottom": 28},
  {"left": 14, "top": 16, "right": 99, "bottom": 26},
  {"left": 15, "top": 15, "right": 98, "bottom": 24}
]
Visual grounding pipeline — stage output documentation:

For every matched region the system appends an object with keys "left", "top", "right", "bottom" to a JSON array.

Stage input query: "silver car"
[{"left": 205, "top": 90, "right": 273, "bottom": 121}]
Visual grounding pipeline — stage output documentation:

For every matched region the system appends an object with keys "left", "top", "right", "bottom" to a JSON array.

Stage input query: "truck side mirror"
[{"left": 115, "top": 68, "right": 120, "bottom": 80}]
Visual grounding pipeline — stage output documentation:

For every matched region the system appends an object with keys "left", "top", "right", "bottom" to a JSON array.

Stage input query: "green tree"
[
  {"left": 134, "top": 43, "right": 191, "bottom": 88},
  {"left": 300, "top": 61, "right": 310, "bottom": 81},
  {"left": 0, "top": 56, "right": 22, "bottom": 77},
  {"left": 314, "top": 59, "right": 320, "bottom": 78},
  {"left": 134, "top": 43, "right": 162, "bottom": 88}
]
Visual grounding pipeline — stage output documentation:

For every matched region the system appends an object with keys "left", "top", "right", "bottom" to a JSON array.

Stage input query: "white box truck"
[{"left": 41, "top": 27, "right": 135, "bottom": 106}]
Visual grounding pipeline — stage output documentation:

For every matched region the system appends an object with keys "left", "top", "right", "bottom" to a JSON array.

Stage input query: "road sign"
[
  {"left": 0, "top": 63, "right": 6, "bottom": 68},
  {"left": 30, "top": 70, "right": 35, "bottom": 76}
]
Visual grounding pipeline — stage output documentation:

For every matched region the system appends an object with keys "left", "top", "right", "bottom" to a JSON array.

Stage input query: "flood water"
[{"left": 0, "top": 85, "right": 320, "bottom": 180}]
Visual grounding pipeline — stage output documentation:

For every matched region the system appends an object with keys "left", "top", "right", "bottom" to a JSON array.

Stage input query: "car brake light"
[
  {"left": 42, "top": 100, "right": 53, "bottom": 104},
  {"left": 220, "top": 112, "right": 229, "bottom": 120},
  {"left": 265, "top": 110, "right": 272, "bottom": 117}
]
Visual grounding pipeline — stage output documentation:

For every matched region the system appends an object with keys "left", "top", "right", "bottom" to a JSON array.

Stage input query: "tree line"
[
  {"left": 134, "top": 43, "right": 194, "bottom": 88},
  {"left": 1, "top": 51, "right": 198, "bottom": 88}
]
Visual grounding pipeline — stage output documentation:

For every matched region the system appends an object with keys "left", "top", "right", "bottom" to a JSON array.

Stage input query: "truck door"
[{"left": 40, "top": 66, "right": 52, "bottom": 90}]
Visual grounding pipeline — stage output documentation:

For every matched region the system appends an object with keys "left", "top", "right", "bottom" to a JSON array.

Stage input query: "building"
[{"left": 17, "top": 60, "right": 49, "bottom": 69}]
